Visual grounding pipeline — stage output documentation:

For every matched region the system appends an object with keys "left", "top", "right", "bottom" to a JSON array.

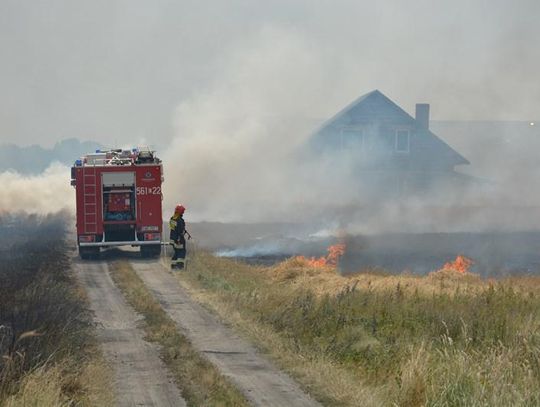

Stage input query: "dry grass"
[
  {"left": 4, "top": 359, "right": 113, "bottom": 407},
  {"left": 175, "top": 249, "right": 540, "bottom": 407},
  {"left": 267, "top": 256, "right": 516, "bottom": 298},
  {"left": 179, "top": 284, "right": 388, "bottom": 406},
  {"left": 109, "top": 260, "right": 249, "bottom": 407},
  {"left": 3, "top": 365, "right": 66, "bottom": 407}
]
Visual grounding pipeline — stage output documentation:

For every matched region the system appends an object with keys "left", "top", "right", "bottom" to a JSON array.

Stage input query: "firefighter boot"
[{"left": 171, "top": 258, "right": 185, "bottom": 270}]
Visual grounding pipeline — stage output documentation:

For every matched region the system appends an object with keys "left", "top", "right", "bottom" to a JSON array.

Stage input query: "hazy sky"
[{"left": 1, "top": 0, "right": 539, "bottom": 147}]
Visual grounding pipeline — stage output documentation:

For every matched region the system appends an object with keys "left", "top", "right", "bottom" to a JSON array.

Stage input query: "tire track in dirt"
[
  {"left": 130, "top": 258, "right": 321, "bottom": 407},
  {"left": 74, "top": 257, "right": 186, "bottom": 407}
]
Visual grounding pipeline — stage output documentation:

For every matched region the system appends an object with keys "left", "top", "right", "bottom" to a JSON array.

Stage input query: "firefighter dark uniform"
[{"left": 169, "top": 206, "right": 187, "bottom": 269}]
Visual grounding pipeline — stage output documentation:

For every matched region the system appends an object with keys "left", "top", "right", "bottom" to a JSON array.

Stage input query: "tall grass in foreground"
[
  {"left": 180, "top": 250, "right": 540, "bottom": 406},
  {"left": 0, "top": 214, "right": 113, "bottom": 406}
]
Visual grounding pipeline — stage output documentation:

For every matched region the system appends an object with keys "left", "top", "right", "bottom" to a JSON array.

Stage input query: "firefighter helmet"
[{"left": 174, "top": 204, "right": 186, "bottom": 215}]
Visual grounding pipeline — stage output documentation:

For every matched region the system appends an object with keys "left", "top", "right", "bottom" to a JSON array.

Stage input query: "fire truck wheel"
[{"left": 140, "top": 245, "right": 161, "bottom": 258}]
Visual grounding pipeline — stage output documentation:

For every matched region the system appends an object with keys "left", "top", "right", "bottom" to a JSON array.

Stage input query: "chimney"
[{"left": 415, "top": 103, "right": 430, "bottom": 130}]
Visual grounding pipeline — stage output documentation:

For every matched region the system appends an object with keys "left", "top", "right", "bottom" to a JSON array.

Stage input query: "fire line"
[{"left": 295, "top": 243, "right": 346, "bottom": 268}]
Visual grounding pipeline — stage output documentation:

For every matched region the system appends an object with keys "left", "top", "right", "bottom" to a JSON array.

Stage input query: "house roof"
[
  {"left": 314, "top": 90, "right": 469, "bottom": 166},
  {"left": 318, "top": 90, "right": 413, "bottom": 128}
]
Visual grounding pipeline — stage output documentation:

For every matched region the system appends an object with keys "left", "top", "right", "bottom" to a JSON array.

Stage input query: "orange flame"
[
  {"left": 296, "top": 243, "right": 346, "bottom": 268},
  {"left": 441, "top": 255, "right": 473, "bottom": 274}
]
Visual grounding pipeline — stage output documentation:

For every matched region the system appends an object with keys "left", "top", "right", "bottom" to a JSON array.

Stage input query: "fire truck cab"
[{"left": 71, "top": 148, "right": 163, "bottom": 259}]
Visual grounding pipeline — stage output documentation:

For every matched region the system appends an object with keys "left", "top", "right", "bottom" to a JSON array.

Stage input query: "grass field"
[
  {"left": 177, "top": 247, "right": 540, "bottom": 406},
  {"left": 0, "top": 214, "right": 113, "bottom": 406}
]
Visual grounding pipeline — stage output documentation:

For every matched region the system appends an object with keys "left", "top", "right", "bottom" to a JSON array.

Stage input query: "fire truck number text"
[{"left": 136, "top": 186, "right": 161, "bottom": 195}]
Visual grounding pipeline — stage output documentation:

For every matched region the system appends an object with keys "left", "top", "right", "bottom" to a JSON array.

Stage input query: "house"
[{"left": 310, "top": 90, "right": 470, "bottom": 197}]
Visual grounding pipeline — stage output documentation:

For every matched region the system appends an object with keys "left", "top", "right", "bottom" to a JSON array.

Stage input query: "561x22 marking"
[{"left": 136, "top": 186, "right": 161, "bottom": 195}]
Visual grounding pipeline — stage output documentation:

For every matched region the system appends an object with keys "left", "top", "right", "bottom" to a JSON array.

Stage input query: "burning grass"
[
  {"left": 294, "top": 243, "right": 346, "bottom": 268},
  {"left": 176, "top": 247, "right": 540, "bottom": 406},
  {"left": 0, "top": 214, "right": 113, "bottom": 406}
]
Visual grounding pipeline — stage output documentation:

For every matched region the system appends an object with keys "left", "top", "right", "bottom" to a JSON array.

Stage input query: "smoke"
[
  {"left": 215, "top": 238, "right": 300, "bottom": 258},
  {"left": 162, "top": 23, "right": 540, "bottom": 233},
  {"left": 0, "top": 162, "right": 74, "bottom": 215},
  {"left": 162, "top": 26, "right": 397, "bottom": 223},
  {"left": 1, "top": 1, "right": 539, "bottom": 235},
  {"left": 162, "top": 26, "right": 354, "bottom": 222}
]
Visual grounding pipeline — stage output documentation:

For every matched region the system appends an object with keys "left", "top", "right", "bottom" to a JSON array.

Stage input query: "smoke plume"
[
  {"left": 0, "top": 163, "right": 74, "bottom": 215},
  {"left": 162, "top": 26, "right": 363, "bottom": 222},
  {"left": 161, "top": 23, "right": 540, "bottom": 233},
  {"left": 2, "top": 1, "right": 539, "bottom": 236}
]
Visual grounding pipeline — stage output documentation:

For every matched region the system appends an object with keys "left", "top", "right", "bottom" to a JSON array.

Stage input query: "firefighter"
[{"left": 169, "top": 204, "right": 190, "bottom": 269}]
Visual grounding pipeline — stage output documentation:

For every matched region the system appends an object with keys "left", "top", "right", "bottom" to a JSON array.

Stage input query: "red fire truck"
[{"left": 71, "top": 148, "right": 163, "bottom": 259}]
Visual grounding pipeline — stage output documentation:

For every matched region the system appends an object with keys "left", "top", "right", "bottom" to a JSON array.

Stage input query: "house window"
[
  {"left": 395, "top": 129, "right": 410, "bottom": 153},
  {"left": 341, "top": 128, "right": 364, "bottom": 150}
]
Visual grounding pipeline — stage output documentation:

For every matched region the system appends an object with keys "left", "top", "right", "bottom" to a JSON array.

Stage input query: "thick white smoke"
[
  {"left": 0, "top": 162, "right": 74, "bottom": 215},
  {"left": 162, "top": 26, "right": 365, "bottom": 222},
  {"left": 162, "top": 25, "right": 540, "bottom": 233}
]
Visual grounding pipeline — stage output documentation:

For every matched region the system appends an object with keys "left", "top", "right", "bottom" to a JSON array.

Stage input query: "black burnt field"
[
  {"left": 338, "top": 231, "right": 540, "bottom": 276},
  {"left": 0, "top": 213, "right": 100, "bottom": 404},
  {"left": 189, "top": 222, "right": 540, "bottom": 276}
]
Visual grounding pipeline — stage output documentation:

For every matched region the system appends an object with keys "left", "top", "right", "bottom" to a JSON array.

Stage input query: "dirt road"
[
  {"left": 74, "top": 258, "right": 186, "bottom": 407},
  {"left": 131, "top": 258, "right": 321, "bottom": 407},
  {"left": 75, "top": 248, "right": 320, "bottom": 407}
]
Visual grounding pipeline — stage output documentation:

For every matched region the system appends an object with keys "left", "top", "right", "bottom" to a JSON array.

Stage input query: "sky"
[{"left": 1, "top": 0, "right": 539, "bottom": 148}]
